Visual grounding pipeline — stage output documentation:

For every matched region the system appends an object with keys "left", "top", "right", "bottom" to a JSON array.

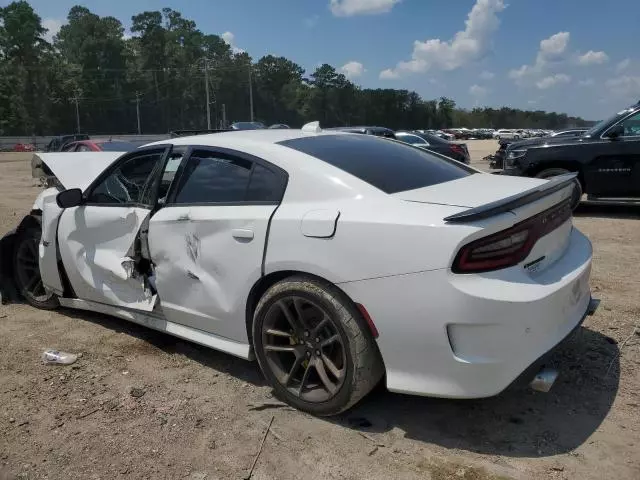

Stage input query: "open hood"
[{"left": 31, "top": 152, "right": 122, "bottom": 191}]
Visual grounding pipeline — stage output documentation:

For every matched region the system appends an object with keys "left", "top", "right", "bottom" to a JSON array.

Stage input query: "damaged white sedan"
[{"left": 1, "top": 125, "right": 598, "bottom": 415}]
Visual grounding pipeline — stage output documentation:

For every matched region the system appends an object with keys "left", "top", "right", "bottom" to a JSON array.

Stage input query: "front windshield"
[{"left": 584, "top": 105, "right": 636, "bottom": 137}]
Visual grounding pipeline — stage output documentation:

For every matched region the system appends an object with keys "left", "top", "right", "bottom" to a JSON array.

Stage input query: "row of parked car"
[{"left": 487, "top": 100, "right": 640, "bottom": 204}]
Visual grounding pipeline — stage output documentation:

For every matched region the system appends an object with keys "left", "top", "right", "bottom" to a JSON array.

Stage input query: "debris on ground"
[
  {"left": 41, "top": 349, "right": 78, "bottom": 365},
  {"left": 245, "top": 415, "right": 274, "bottom": 479}
]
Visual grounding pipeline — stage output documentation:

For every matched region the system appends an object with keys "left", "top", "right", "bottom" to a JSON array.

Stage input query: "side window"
[
  {"left": 87, "top": 151, "right": 163, "bottom": 205},
  {"left": 246, "top": 164, "right": 284, "bottom": 202},
  {"left": 173, "top": 151, "right": 252, "bottom": 204},
  {"left": 399, "top": 134, "right": 427, "bottom": 145},
  {"left": 620, "top": 112, "right": 640, "bottom": 137}
]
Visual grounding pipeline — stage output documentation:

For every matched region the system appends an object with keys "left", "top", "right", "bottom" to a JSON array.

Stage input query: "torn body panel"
[
  {"left": 57, "top": 205, "right": 156, "bottom": 310},
  {"left": 147, "top": 204, "right": 276, "bottom": 343}
]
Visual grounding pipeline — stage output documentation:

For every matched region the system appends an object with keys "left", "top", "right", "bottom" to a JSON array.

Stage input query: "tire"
[
  {"left": 252, "top": 275, "right": 384, "bottom": 416},
  {"left": 535, "top": 168, "right": 583, "bottom": 210},
  {"left": 13, "top": 218, "right": 59, "bottom": 309}
]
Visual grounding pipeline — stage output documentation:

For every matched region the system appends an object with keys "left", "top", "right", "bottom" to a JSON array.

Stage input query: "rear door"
[
  {"left": 57, "top": 146, "right": 170, "bottom": 310},
  {"left": 148, "top": 147, "right": 287, "bottom": 343},
  {"left": 585, "top": 111, "right": 640, "bottom": 197}
]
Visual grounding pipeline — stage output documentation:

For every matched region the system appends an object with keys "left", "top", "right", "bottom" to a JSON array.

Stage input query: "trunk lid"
[
  {"left": 394, "top": 173, "right": 560, "bottom": 209},
  {"left": 395, "top": 172, "right": 577, "bottom": 273}
]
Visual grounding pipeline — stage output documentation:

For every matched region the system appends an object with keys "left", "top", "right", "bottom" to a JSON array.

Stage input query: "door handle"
[
  {"left": 175, "top": 213, "right": 191, "bottom": 222},
  {"left": 231, "top": 228, "right": 254, "bottom": 240}
]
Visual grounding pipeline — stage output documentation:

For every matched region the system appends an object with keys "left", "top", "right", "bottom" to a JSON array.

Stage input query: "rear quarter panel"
[{"left": 265, "top": 197, "right": 496, "bottom": 283}]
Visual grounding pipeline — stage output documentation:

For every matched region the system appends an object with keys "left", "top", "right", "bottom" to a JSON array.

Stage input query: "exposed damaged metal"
[{"left": 185, "top": 231, "right": 200, "bottom": 262}]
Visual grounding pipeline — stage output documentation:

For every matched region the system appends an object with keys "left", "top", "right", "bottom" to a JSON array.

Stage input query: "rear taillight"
[
  {"left": 449, "top": 144, "right": 465, "bottom": 156},
  {"left": 452, "top": 199, "right": 572, "bottom": 273}
]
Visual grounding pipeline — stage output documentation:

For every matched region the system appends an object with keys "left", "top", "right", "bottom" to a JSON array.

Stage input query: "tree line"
[{"left": 0, "top": 1, "right": 592, "bottom": 136}]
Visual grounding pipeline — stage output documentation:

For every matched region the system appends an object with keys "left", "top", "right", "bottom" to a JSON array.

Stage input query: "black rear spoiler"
[{"left": 444, "top": 173, "right": 577, "bottom": 223}]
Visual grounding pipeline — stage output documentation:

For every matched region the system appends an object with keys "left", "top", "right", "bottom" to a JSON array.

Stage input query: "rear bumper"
[
  {"left": 509, "top": 297, "right": 599, "bottom": 390},
  {"left": 340, "top": 227, "right": 594, "bottom": 398}
]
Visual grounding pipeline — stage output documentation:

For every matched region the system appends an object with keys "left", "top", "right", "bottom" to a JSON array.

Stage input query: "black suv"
[{"left": 502, "top": 102, "right": 640, "bottom": 203}]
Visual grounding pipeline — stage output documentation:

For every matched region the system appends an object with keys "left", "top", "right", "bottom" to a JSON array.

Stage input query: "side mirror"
[
  {"left": 56, "top": 188, "right": 84, "bottom": 208},
  {"left": 605, "top": 124, "right": 624, "bottom": 139}
]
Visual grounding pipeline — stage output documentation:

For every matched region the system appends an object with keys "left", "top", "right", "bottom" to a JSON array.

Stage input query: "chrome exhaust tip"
[{"left": 530, "top": 367, "right": 559, "bottom": 393}]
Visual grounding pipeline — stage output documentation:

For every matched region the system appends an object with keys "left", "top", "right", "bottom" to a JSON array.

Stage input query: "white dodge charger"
[{"left": 1, "top": 124, "right": 598, "bottom": 415}]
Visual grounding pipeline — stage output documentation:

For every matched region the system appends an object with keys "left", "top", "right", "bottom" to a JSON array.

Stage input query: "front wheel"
[
  {"left": 13, "top": 219, "right": 59, "bottom": 309},
  {"left": 535, "top": 168, "right": 583, "bottom": 210},
  {"left": 252, "top": 276, "right": 384, "bottom": 416}
]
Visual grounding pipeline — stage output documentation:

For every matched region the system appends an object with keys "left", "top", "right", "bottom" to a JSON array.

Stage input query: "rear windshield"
[{"left": 278, "top": 134, "right": 472, "bottom": 194}]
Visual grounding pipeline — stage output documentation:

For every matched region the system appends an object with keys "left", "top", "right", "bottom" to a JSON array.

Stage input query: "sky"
[{"left": 9, "top": 0, "right": 640, "bottom": 120}]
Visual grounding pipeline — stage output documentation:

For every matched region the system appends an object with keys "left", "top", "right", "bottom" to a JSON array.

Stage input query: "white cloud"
[
  {"left": 330, "top": 0, "right": 401, "bottom": 17},
  {"left": 340, "top": 61, "right": 366, "bottom": 78},
  {"left": 578, "top": 79, "right": 595, "bottom": 87},
  {"left": 536, "top": 73, "right": 571, "bottom": 90},
  {"left": 469, "top": 84, "right": 487, "bottom": 97},
  {"left": 379, "top": 68, "right": 400, "bottom": 80},
  {"left": 509, "top": 32, "right": 571, "bottom": 86},
  {"left": 221, "top": 31, "right": 245, "bottom": 54},
  {"left": 379, "top": 0, "right": 506, "bottom": 78},
  {"left": 606, "top": 76, "right": 640, "bottom": 97},
  {"left": 616, "top": 58, "right": 631, "bottom": 72},
  {"left": 577, "top": 50, "right": 608, "bottom": 66},
  {"left": 42, "top": 18, "right": 63, "bottom": 43},
  {"left": 538, "top": 32, "right": 570, "bottom": 63},
  {"left": 479, "top": 70, "right": 495, "bottom": 80}
]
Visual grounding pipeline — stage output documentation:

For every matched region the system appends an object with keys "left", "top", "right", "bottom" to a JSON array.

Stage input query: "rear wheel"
[
  {"left": 252, "top": 276, "right": 384, "bottom": 416},
  {"left": 13, "top": 219, "right": 59, "bottom": 309},
  {"left": 535, "top": 168, "right": 582, "bottom": 210}
]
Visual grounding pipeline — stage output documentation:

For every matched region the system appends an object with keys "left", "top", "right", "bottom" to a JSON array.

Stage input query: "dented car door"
[
  {"left": 148, "top": 147, "right": 287, "bottom": 343},
  {"left": 57, "top": 147, "right": 170, "bottom": 310}
]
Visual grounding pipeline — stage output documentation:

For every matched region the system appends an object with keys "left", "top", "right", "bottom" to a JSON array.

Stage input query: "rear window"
[{"left": 278, "top": 134, "right": 472, "bottom": 194}]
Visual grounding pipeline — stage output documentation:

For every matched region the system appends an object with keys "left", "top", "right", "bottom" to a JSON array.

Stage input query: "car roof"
[{"left": 146, "top": 128, "right": 346, "bottom": 148}]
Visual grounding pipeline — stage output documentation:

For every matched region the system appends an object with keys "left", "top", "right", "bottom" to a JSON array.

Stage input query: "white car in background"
[
  {"left": 1, "top": 123, "right": 597, "bottom": 415},
  {"left": 493, "top": 129, "right": 522, "bottom": 140}
]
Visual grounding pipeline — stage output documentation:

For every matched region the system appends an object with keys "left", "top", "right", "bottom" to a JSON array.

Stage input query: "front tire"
[
  {"left": 535, "top": 168, "right": 583, "bottom": 210},
  {"left": 13, "top": 219, "right": 59, "bottom": 309},
  {"left": 252, "top": 276, "right": 384, "bottom": 416}
]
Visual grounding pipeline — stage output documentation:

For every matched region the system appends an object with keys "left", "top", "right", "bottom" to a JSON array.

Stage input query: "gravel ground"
[{"left": 0, "top": 142, "right": 639, "bottom": 480}]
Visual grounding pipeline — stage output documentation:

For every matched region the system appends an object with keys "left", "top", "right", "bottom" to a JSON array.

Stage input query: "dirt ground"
[{"left": 0, "top": 142, "right": 639, "bottom": 480}]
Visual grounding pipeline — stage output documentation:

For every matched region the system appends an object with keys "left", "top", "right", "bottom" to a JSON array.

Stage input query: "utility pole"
[
  {"left": 135, "top": 92, "right": 142, "bottom": 134},
  {"left": 69, "top": 94, "right": 81, "bottom": 133},
  {"left": 248, "top": 61, "right": 254, "bottom": 122},
  {"left": 204, "top": 58, "right": 212, "bottom": 129},
  {"left": 221, "top": 103, "right": 227, "bottom": 129}
]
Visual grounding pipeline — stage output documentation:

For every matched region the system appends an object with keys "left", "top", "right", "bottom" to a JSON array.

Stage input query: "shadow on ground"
[
  {"left": 574, "top": 202, "right": 640, "bottom": 220},
  {"left": 58, "top": 308, "right": 620, "bottom": 459},
  {"left": 58, "top": 307, "right": 267, "bottom": 387},
  {"left": 336, "top": 327, "right": 620, "bottom": 458}
]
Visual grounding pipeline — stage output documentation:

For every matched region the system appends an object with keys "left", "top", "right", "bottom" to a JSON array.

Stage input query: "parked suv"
[{"left": 503, "top": 102, "right": 640, "bottom": 205}]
